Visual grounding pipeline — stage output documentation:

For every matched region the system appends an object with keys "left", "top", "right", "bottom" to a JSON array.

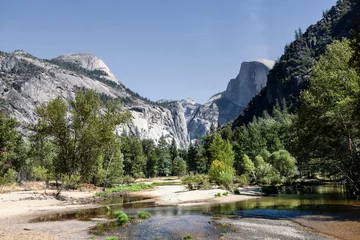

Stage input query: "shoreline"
[
  {"left": 0, "top": 183, "right": 357, "bottom": 239},
  {"left": 0, "top": 184, "right": 259, "bottom": 239}
]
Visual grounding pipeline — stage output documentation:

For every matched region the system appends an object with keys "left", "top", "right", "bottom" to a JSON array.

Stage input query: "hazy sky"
[{"left": 1, "top": 0, "right": 337, "bottom": 103}]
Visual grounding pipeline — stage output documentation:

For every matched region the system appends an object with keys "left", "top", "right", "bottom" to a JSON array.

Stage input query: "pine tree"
[{"left": 156, "top": 136, "right": 171, "bottom": 176}]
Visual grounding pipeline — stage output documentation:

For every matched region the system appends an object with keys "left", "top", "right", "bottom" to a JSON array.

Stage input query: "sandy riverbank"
[
  {"left": 0, "top": 184, "right": 259, "bottom": 239},
  {"left": 0, "top": 190, "right": 100, "bottom": 239},
  {"left": 132, "top": 185, "right": 259, "bottom": 206}
]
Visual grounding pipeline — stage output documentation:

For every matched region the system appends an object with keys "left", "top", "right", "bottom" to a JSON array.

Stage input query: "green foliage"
[
  {"left": 183, "top": 234, "right": 193, "bottom": 240},
  {"left": 240, "top": 154, "right": 255, "bottom": 176},
  {"left": 104, "top": 237, "right": 119, "bottom": 240},
  {"left": 209, "top": 160, "right": 235, "bottom": 190},
  {"left": 31, "top": 166, "right": 48, "bottom": 181},
  {"left": 299, "top": 39, "right": 360, "bottom": 190},
  {"left": 33, "top": 89, "right": 130, "bottom": 186},
  {"left": 106, "top": 206, "right": 111, "bottom": 213},
  {"left": 0, "top": 168, "right": 16, "bottom": 186},
  {"left": 156, "top": 136, "right": 172, "bottom": 176},
  {"left": 214, "top": 192, "right": 221, "bottom": 197},
  {"left": 172, "top": 156, "right": 187, "bottom": 177},
  {"left": 268, "top": 150, "right": 297, "bottom": 182},
  {"left": 142, "top": 139, "right": 158, "bottom": 178},
  {"left": 0, "top": 114, "right": 24, "bottom": 185},
  {"left": 137, "top": 211, "right": 151, "bottom": 219},
  {"left": 121, "top": 136, "right": 146, "bottom": 178},
  {"left": 209, "top": 134, "right": 234, "bottom": 167},
  {"left": 236, "top": 174, "right": 250, "bottom": 187},
  {"left": 222, "top": 192, "right": 228, "bottom": 196},
  {"left": 113, "top": 211, "right": 128, "bottom": 225},
  {"left": 123, "top": 175, "right": 135, "bottom": 185},
  {"left": 182, "top": 173, "right": 210, "bottom": 190}
]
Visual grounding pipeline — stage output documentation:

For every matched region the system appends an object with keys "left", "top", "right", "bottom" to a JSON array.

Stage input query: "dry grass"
[{"left": 0, "top": 182, "right": 45, "bottom": 193}]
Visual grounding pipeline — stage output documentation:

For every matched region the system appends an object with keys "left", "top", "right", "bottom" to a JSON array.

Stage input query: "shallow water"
[{"left": 31, "top": 184, "right": 360, "bottom": 239}]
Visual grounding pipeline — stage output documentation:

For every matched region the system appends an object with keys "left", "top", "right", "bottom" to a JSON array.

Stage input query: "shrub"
[
  {"left": 137, "top": 211, "right": 151, "bottom": 219},
  {"left": 183, "top": 234, "right": 192, "bottom": 239},
  {"left": 31, "top": 166, "right": 48, "bottom": 181},
  {"left": 104, "top": 237, "right": 119, "bottom": 240},
  {"left": 236, "top": 174, "right": 249, "bottom": 187},
  {"left": 214, "top": 192, "right": 221, "bottom": 197},
  {"left": 123, "top": 175, "right": 135, "bottom": 185},
  {"left": 222, "top": 192, "right": 228, "bottom": 196},
  {"left": 114, "top": 211, "right": 128, "bottom": 225},
  {"left": 0, "top": 169, "right": 17, "bottom": 187},
  {"left": 182, "top": 173, "right": 209, "bottom": 190},
  {"left": 106, "top": 206, "right": 111, "bottom": 213},
  {"left": 268, "top": 150, "right": 297, "bottom": 182}
]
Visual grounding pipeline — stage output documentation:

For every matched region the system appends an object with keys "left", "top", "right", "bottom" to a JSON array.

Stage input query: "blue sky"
[{"left": 1, "top": 0, "right": 337, "bottom": 103}]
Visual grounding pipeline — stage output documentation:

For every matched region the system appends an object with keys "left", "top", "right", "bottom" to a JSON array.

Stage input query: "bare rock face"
[
  {"left": 54, "top": 53, "right": 119, "bottom": 84},
  {"left": 0, "top": 51, "right": 189, "bottom": 148},
  {"left": 182, "top": 59, "right": 274, "bottom": 140},
  {"left": 224, "top": 59, "right": 274, "bottom": 107}
]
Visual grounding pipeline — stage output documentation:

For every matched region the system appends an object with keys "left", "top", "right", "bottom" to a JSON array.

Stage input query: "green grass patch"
[
  {"left": 151, "top": 181, "right": 181, "bottom": 186},
  {"left": 95, "top": 183, "right": 154, "bottom": 197},
  {"left": 114, "top": 211, "right": 128, "bottom": 225},
  {"left": 137, "top": 211, "right": 151, "bottom": 219},
  {"left": 104, "top": 237, "right": 119, "bottom": 240},
  {"left": 183, "top": 234, "right": 192, "bottom": 239}
]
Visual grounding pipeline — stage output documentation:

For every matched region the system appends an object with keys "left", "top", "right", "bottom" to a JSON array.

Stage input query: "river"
[{"left": 32, "top": 183, "right": 360, "bottom": 239}]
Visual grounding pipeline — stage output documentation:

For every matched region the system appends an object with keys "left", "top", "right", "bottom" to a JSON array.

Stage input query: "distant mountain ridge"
[{"left": 0, "top": 50, "right": 190, "bottom": 147}]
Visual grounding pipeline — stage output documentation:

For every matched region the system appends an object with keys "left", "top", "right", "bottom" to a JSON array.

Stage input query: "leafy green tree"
[
  {"left": 240, "top": 154, "right": 255, "bottom": 178},
  {"left": 268, "top": 150, "right": 297, "bottom": 181},
  {"left": 0, "top": 114, "right": 22, "bottom": 186},
  {"left": 101, "top": 138, "right": 123, "bottom": 186},
  {"left": 34, "top": 90, "right": 130, "bottom": 188},
  {"left": 209, "top": 160, "right": 235, "bottom": 190},
  {"left": 299, "top": 39, "right": 360, "bottom": 190},
  {"left": 209, "top": 134, "right": 234, "bottom": 167},
  {"left": 172, "top": 156, "right": 187, "bottom": 177}
]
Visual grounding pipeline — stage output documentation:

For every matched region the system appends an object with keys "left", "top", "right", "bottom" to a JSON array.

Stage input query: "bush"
[
  {"left": 183, "top": 234, "right": 192, "bottom": 239},
  {"left": 123, "top": 175, "right": 135, "bottom": 185},
  {"left": 209, "top": 160, "right": 235, "bottom": 190},
  {"left": 223, "top": 192, "right": 228, "bottom": 196},
  {"left": 104, "top": 237, "right": 119, "bottom": 240},
  {"left": 31, "top": 166, "right": 48, "bottom": 181},
  {"left": 137, "top": 211, "right": 151, "bottom": 219},
  {"left": 0, "top": 169, "right": 17, "bottom": 186},
  {"left": 268, "top": 150, "right": 297, "bottom": 182},
  {"left": 214, "top": 192, "right": 221, "bottom": 197},
  {"left": 114, "top": 211, "right": 128, "bottom": 225},
  {"left": 236, "top": 174, "right": 249, "bottom": 187},
  {"left": 182, "top": 173, "right": 209, "bottom": 190}
]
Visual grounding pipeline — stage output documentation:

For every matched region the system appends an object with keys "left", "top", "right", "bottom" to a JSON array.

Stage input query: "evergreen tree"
[
  {"left": 142, "top": 139, "right": 158, "bottom": 178},
  {"left": 186, "top": 143, "right": 198, "bottom": 173},
  {"left": 172, "top": 156, "right": 187, "bottom": 177},
  {"left": 169, "top": 138, "right": 178, "bottom": 161},
  {"left": 156, "top": 136, "right": 171, "bottom": 176}
]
